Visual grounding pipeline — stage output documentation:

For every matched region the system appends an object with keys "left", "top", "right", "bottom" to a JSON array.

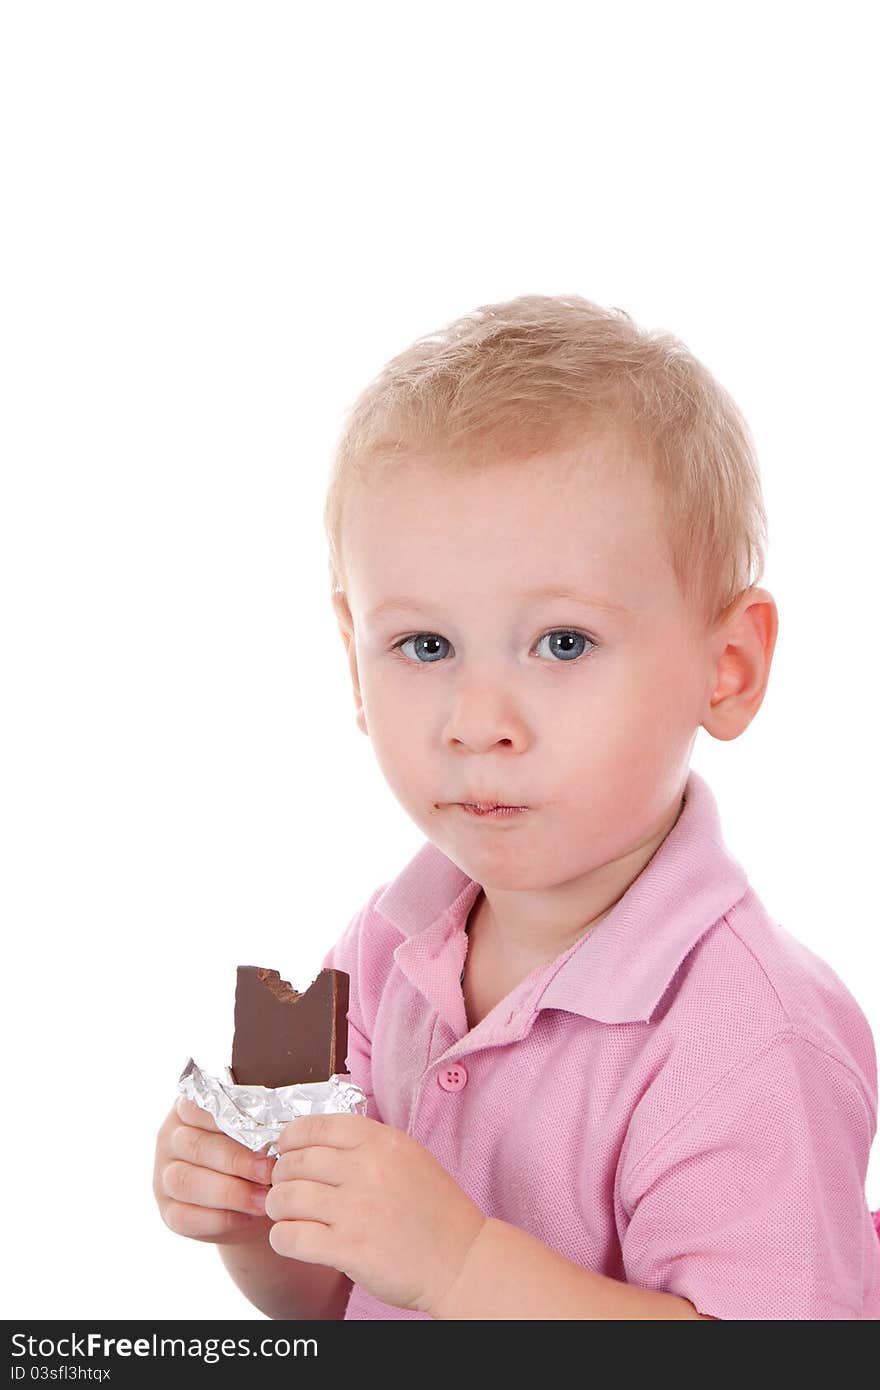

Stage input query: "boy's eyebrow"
[{"left": 365, "top": 586, "right": 630, "bottom": 622}]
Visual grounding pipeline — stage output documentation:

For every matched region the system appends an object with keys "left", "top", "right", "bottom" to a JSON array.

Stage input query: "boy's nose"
[{"left": 442, "top": 686, "right": 530, "bottom": 753}]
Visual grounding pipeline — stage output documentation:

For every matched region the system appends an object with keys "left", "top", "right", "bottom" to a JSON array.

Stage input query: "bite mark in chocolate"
[{"left": 230, "top": 965, "right": 350, "bottom": 1088}]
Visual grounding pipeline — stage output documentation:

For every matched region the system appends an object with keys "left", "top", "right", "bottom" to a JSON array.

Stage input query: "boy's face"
[{"left": 334, "top": 433, "right": 733, "bottom": 894}]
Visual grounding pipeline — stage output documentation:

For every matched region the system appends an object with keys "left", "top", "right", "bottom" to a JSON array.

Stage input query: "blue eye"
[
  {"left": 390, "top": 630, "right": 596, "bottom": 664},
  {"left": 534, "top": 630, "right": 594, "bottom": 662},
  {"left": 393, "top": 634, "right": 451, "bottom": 663}
]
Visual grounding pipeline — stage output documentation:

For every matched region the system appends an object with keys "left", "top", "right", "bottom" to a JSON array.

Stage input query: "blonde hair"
[{"left": 323, "top": 293, "right": 768, "bottom": 634}]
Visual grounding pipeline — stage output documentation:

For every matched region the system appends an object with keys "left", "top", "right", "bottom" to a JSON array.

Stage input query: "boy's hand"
[
  {"left": 153, "top": 1096, "right": 276, "bottom": 1245},
  {"left": 265, "top": 1113, "right": 487, "bottom": 1315}
]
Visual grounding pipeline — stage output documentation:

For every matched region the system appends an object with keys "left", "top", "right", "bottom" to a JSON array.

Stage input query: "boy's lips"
[{"left": 449, "top": 798, "right": 528, "bottom": 809}]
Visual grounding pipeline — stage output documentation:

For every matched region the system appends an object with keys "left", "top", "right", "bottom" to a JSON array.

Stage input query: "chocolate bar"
[{"left": 230, "top": 966, "right": 350, "bottom": 1088}]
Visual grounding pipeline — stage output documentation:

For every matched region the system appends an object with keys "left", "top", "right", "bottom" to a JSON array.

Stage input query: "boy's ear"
[
  {"left": 331, "top": 591, "right": 369, "bottom": 737},
  {"left": 701, "top": 586, "right": 778, "bottom": 742}
]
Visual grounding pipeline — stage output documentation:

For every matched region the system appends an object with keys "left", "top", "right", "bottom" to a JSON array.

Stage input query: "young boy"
[{"left": 154, "top": 294, "right": 880, "bottom": 1319}]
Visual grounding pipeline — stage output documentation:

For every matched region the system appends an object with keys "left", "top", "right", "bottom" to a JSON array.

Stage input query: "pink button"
[{"left": 437, "top": 1063, "right": 468, "bottom": 1092}]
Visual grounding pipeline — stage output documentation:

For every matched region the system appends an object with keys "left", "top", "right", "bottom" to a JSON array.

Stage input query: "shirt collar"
[{"left": 374, "top": 768, "right": 749, "bottom": 1024}]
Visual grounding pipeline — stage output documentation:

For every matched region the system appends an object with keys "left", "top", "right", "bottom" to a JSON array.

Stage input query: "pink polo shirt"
[{"left": 322, "top": 768, "right": 880, "bottom": 1320}]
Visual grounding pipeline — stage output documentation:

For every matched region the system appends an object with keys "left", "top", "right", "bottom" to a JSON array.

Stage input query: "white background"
[{"left": 2, "top": 2, "right": 878, "bottom": 1319}]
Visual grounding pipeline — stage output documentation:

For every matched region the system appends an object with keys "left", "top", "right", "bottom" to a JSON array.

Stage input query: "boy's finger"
[
  {"left": 175, "top": 1096, "right": 221, "bottom": 1130},
  {"left": 169, "top": 1124, "right": 275, "bottom": 1186},
  {"left": 161, "top": 1200, "right": 267, "bottom": 1242},
  {"left": 162, "top": 1160, "right": 271, "bottom": 1217}
]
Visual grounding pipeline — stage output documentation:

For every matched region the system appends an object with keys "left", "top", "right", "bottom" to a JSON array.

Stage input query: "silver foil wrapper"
[{"left": 177, "top": 1057, "right": 368, "bottom": 1157}]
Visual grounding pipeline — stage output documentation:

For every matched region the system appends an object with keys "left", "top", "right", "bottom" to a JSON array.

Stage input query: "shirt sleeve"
[{"left": 619, "top": 1028, "right": 877, "bottom": 1319}]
